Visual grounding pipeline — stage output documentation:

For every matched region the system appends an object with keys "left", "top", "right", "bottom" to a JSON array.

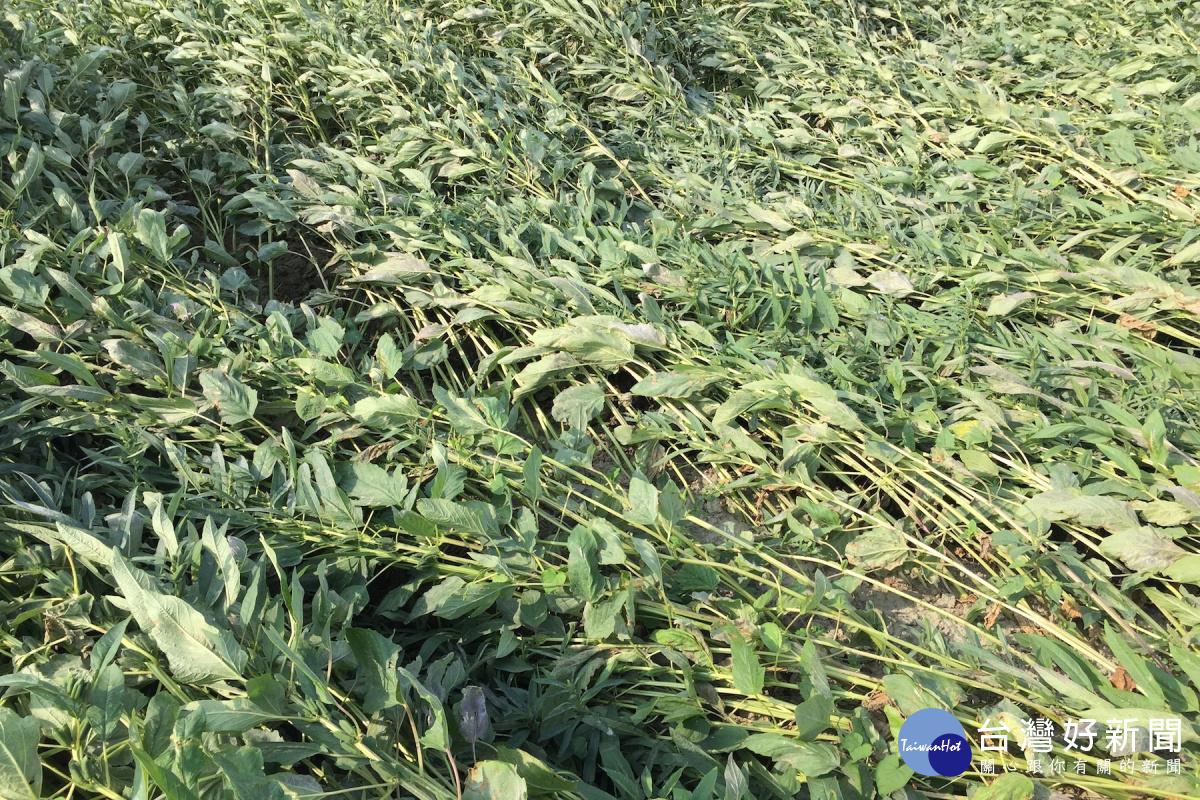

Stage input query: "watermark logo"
[{"left": 898, "top": 709, "right": 972, "bottom": 777}]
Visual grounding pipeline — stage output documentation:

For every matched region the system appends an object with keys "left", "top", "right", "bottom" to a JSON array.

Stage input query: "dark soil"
[{"left": 266, "top": 238, "right": 334, "bottom": 303}]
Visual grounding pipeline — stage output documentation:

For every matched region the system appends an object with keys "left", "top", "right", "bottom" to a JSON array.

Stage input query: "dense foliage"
[{"left": 2, "top": 0, "right": 1200, "bottom": 797}]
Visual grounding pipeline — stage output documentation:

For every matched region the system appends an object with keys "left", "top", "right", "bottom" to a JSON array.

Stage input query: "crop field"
[{"left": 2, "top": 0, "right": 1200, "bottom": 797}]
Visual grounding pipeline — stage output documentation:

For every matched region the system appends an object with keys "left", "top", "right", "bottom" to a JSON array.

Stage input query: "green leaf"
[
  {"left": 181, "top": 699, "right": 281, "bottom": 733},
  {"left": 464, "top": 760, "right": 528, "bottom": 800},
  {"left": 881, "top": 674, "right": 940, "bottom": 715},
  {"left": 1135, "top": 501, "right": 1200, "bottom": 526},
  {"left": 627, "top": 476, "right": 659, "bottom": 525},
  {"left": 413, "top": 576, "right": 507, "bottom": 621},
  {"left": 873, "top": 754, "right": 913, "bottom": 796},
  {"left": 713, "top": 389, "right": 764, "bottom": 429},
  {"left": 974, "top": 132, "right": 1017, "bottom": 153},
  {"left": 1025, "top": 490, "right": 1139, "bottom": 531},
  {"left": 134, "top": 208, "right": 172, "bottom": 262},
  {"left": 730, "top": 633, "right": 764, "bottom": 696},
  {"left": 551, "top": 383, "right": 606, "bottom": 429},
  {"left": 87, "top": 664, "right": 125, "bottom": 739},
  {"left": 631, "top": 371, "right": 713, "bottom": 398},
  {"left": 584, "top": 596, "right": 620, "bottom": 640},
  {"left": 345, "top": 628, "right": 401, "bottom": 713},
  {"left": 212, "top": 745, "right": 270, "bottom": 798},
  {"left": 793, "top": 693, "right": 834, "bottom": 741},
  {"left": 522, "top": 447, "right": 543, "bottom": 504},
  {"left": 396, "top": 666, "right": 450, "bottom": 751},
  {"left": 291, "top": 358, "right": 357, "bottom": 387},
  {"left": 741, "top": 735, "right": 837, "bottom": 776},
  {"left": 434, "top": 385, "right": 491, "bottom": 435},
  {"left": 131, "top": 744, "right": 201, "bottom": 800},
  {"left": 201, "top": 520, "right": 240, "bottom": 611},
  {"left": 344, "top": 462, "right": 409, "bottom": 507},
  {"left": 845, "top": 527, "right": 908, "bottom": 571},
  {"left": 1165, "top": 554, "right": 1200, "bottom": 583},
  {"left": 199, "top": 370, "right": 258, "bottom": 425},
  {"left": 567, "top": 525, "right": 602, "bottom": 603},
  {"left": 417, "top": 498, "right": 495, "bottom": 536},
  {"left": 103, "top": 339, "right": 167, "bottom": 382},
  {"left": 490, "top": 746, "right": 575, "bottom": 794},
  {"left": 349, "top": 394, "right": 422, "bottom": 427},
  {"left": 108, "top": 230, "right": 130, "bottom": 277},
  {"left": 1102, "top": 624, "right": 1168, "bottom": 707},
  {"left": 0, "top": 708, "right": 41, "bottom": 800},
  {"left": 985, "top": 291, "right": 1034, "bottom": 317},
  {"left": 111, "top": 551, "right": 248, "bottom": 684},
  {"left": 0, "top": 268, "right": 48, "bottom": 307},
  {"left": 241, "top": 190, "right": 297, "bottom": 222},
  {"left": 867, "top": 271, "right": 915, "bottom": 297},
  {"left": 295, "top": 386, "right": 327, "bottom": 421},
  {"left": 1166, "top": 239, "right": 1200, "bottom": 266},
  {"left": 972, "top": 773, "right": 1034, "bottom": 800},
  {"left": 1099, "top": 527, "right": 1183, "bottom": 572},
  {"left": 91, "top": 617, "right": 130, "bottom": 674},
  {"left": 0, "top": 307, "right": 60, "bottom": 342},
  {"left": 5, "top": 522, "right": 113, "bottom": 570},
  {"left": 591, "top": 519, "right": 627, "bottom": 566},
  {"left": 349, "top": 252, "right": 434, "bottom": 285}
]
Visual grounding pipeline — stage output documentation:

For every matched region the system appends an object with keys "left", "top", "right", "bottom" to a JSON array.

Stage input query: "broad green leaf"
[
  {"left": 86, "top": 664, "right": 125, "bottom": 739},
  {"left": 349, "top": 394, "right": 422, "bottom": 427},
  {"left": 873, "top": 754, "right": 913, "bottom": 796},
  {"left": 1165, "top": 555, "right": 1200, "bottom": 583},
  {"left": 881, "top": 674, "right": 940, "bottom": 716},
  {"left": 134, "top": 208, "right": 171, "bottom": 262},
  {"left": 103, "top": 339, "right": 167, "bottom": 382},
  {"left": 985, "top": 291, "right": 1034, "bottom": 317},
  {"left": 793, "top": 693, "right": 834, "bottom": 741},
  {"left": 417, "top": 498, "right": 496, "bottom": 536},
  {"left": 730, "top": 633, "right": 764, "bottom": 696},
  {"left": 0, "top": 268, "right": 48, "bottom": 307},
  {"left": 713, "top": 389, "right": 764, "bottom": 429},
  {"left": 345, "top": 628, "right": 401, "bottom": 714},
  {"left": 522, "top": 447, "right": 542, "bottom": 504},
  {"left": 433, "top": 385, "right": 491, "bottom": 435},
  {"left": 741, "top": 735, "right": 837, "bottom": 776},
  {"left": 181, "top": 699, "right": 282, "bottom": 733},
  {"left": 845, "top": 527, "right": 908, "bottom": 571},
  {"left": 627, "top": 476, "right": 659, "bottom": 525},
  {"left": 490, "top": 746, "right": 575, "bottom": 794},
  {"left": 344, "top": 462, "right": 408, "bottom": 507},
  {"left": 1022, "top": 490, "right": 1139, "bottom": 531},
  {"left": 551, "top": 383, "right": 605, "bottom": 429},
  {"left": 464, "top": 760, "right": 528, "bottom": 800},
  {"left": 413, "top": 576, "right": 507, "bottom": 621},
  {"left": 199, "top": 370, "right": 258, "bottom": 425},
  {"left": 1099, "top": 528, "right": 1183, "bottom": 572},
  {"left": 111, "top": 551, "right": 248, "bottom": 684},
  {"left": 867, "top": 271, "right": 915, "bottom": 297},
  {"left": 291, "top": 358, "right": 357, "bottom": 387},
  {"left": 396, "top": 665, "right": 450, "bottom": 751},
  {"left": 974, "top": 132, "right": 1016, "bottom": 153},
  {"left": 241, "top": 190, "right": 297, "bottom": 222},
  {"left": 584, "top": 596, "right": 620, "bottom": 640},
  {"left": 631, "top": 371, "right": 714, "bottom": 398},
  {"left": 4, "top": 522, "right": 113, "bottom": 570},
  {"left": 567, "top": 525, "right": 602, "bottom": 602},
  {"left": 972, "top": 773, "right": 1034, "bottom": 800},
  {"left": 91, "top": 617, "right": 130, "bottom": 674},
  {"left": 0, "top": 708, "right": 41, "bottom": 800}
]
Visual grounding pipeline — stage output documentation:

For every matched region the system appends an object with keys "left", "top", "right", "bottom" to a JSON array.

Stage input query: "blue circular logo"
[{"left": 897, "top": 709, "right": 972, "bottom": 777}]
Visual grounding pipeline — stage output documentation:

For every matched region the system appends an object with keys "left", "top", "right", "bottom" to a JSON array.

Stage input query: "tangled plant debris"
[{"left": 1, "top": 0, "right": 1199, "bottom": 797}]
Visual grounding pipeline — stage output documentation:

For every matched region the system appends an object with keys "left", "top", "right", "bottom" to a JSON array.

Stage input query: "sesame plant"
[{"left": 0, "top": 0, "right": 1199, "bottom": 798}]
